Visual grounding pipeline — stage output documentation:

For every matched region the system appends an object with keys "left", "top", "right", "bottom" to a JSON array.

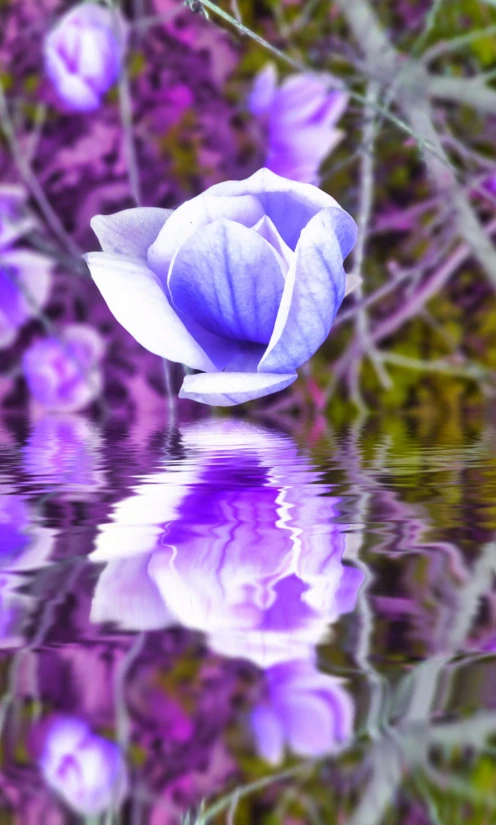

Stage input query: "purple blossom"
[
  {"left": 250, "top": 660, "right": 354, "bottom": 764},
  {"left": 44, "top": 3, "right": 126, "bottom": 112},
  {"left": 85, "top": 168, "right": 357, "bottom": 405},
  {"left": 90, "top": 420, "right": 364, "bottom": 667},
  {"left": 0, "top": 185, "right": 52, "bottom": 350},
  {"left": 40, "top": 715, "right": 128, "bottom": 816},
  {"left": 22, "top": 323, "right": 105, "bottom": 412},
  {"left": 248, "top": 64, "right": 349, "bottom": 185}
]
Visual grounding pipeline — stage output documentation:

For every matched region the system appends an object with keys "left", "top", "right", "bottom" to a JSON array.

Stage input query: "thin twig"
[
  {"left": 104, "top": 0, "right": 142, "bottom": 206},
  {"left": 0, "top": 80, "right": 81, "bottom": 258},
  {"left": 422, "top": 22, "right": 496, "bottom": 63}
]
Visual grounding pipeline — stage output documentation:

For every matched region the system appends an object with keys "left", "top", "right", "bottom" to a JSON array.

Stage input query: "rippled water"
[{"left": 1, "top": 412, "right": 496, "bottom": 823}]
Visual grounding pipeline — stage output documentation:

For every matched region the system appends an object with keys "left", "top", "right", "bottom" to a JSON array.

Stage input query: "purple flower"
[
  {"left": 44, "top": 3, "right": 126, "bottom": 112},
  {"left": 0, "top": 185, "right": 52, "bottom": 349},
  {"left": 250, "top": 660, "right": 354, "bottom": 764},
  {"left": 248, "top": 64, "right": 349, "bottom": 185},
  {"left": 22, "top": 323, "right": 105, "bottom": 412},
  {"left": 90, "top": 420, "right": 364, "bottom": 667},
  {"left": 85, "top": 168, "right": 357, "bottom": 406},
  {"left": 40, "top": 716, "right": 128, "bottom": 816}
]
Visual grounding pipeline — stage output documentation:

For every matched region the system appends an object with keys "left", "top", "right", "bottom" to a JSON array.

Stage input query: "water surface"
[{"left": 1, "top": 412, "right": 496, "bottom": 823}]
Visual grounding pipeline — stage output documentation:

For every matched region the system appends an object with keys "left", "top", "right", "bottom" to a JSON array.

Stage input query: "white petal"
[
  {"left": 85, "top": 251, "right": 216, "bottom": 371},
  {"left": 179, "top": 371, "right": 297, "bottom": 406}
]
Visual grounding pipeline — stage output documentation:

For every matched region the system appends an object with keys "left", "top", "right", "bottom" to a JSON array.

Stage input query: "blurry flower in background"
[
  {"left": 40, "top": 715, "right": 128, "bottom": 816},
  {"left": 44, "top": 3, "right": 127, "bottom": 113},
  {"left": 248, "top": 64, "right": 349, "bottom": 185},
  {"left": 0, "top": 185, "right": 52, "bottom": 350},
  {"left": 86, "top": 168, "right": 357, "bottom": 406},
  {"left": 22, "top": 323, "right": 105, "bottom": 413},
  {"left": 250, "top": 660, "right": 354, "bottom": 764}
]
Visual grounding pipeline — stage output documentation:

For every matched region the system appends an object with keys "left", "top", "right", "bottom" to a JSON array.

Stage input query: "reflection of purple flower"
[
  {"left": 0, "top": 185, "right": 52, "bottom": 350},
  {"left": 248, "top": 64, "right": 349, "bottom": 185},
  {"left": 44, "top": 3, "right": 126, "bottom": 112},
  {"left": 22, "top": 324, "right": 104, "bottom": 412},
  {"left": 86, "top": 168, "right": 357, "bottom": 406},
  {"left": 22, "top": 416, "right": 103, "bottom": 497},
  {"left": 250, "top": 660, "right": 354, "bottom": 764},
  {"left": 40, "top": 716, "right": 128, "bottom": 816},
  {"left": 90, "top": 420, "right": 364, "bottom": 667},
  {"left": 0, "top": 491, "right": 54, "bottom": 647}
]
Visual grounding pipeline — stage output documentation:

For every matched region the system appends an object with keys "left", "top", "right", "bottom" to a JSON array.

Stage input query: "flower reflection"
[
  {"left": 40, "top": 715, "right": 128, "bottom": 816},
  {"left": 91, "top": 420, "right": 364, "bottom": 667},
  {"left": 250, "top": 660, "right": 354, "bottom": 763},
  {"left": 0, "top": 489, "right": 54, "bottom": 647},
  {"left": 22, "top": 415, "right": 103, "bottom": 497}
]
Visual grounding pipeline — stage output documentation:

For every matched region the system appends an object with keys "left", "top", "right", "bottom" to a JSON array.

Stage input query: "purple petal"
[
  {"left": 179, "top": 371, "right": 297, "bottom": 406},
  {"left": 91, "top": 208, "right": 171, "bottom": 259},
  {"left": 85, "top": 251, "right": 216, "bottom": 371},
  {"left": 248, "top": 63, "right": 278, "bottom": 116},
  {"left": 259, "top": 207, "right": 357, "bottom": 374},
  {"left": 168, "top": 219, "right": 285, "bottom": 345},
  {"left": 206, "top": 167, "right": 341, "bottom": 249},
  {"left": 250, "top": 703, "right": 285, "bottom": 765},
  {"left": 147, "top": 194, "right": 265, "bottom": 280}
]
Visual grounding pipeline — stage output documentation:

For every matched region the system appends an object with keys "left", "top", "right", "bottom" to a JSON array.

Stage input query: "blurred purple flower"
[
  {"left": 22, "top": 323, "right": 105, "bottom": 413},
  {"left": 40, "top": 715, "right": 128, "bottom": 816},
  {"left": 0, "top": 185, "right": 52, "bottom": 349},
  {"left": 90, "top": 420, "right": 364, "bottom": 667},
  {"left": 86, "top": 168, "right": 357, "bottom": 406},
  {"left": 250, "top": 660, "right": 354, "bottom": 764},
  {"left": 44, "top": 3, "right": 126, "bottom": 112},
  {"left": 248, "top": 64, "right": 349, "bottom": 185}
]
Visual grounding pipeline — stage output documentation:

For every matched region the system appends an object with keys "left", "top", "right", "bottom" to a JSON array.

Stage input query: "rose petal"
[
  {"left": 147, "top": 194, "right": 265, "bottom": 280},
  {"left": 259, "top": 207, "right": 357, "bottom": 374},
  {"left": 169, "top": 219, "right": 285, "bottom": 345},
  {"left": 179, "top": 371, "right": 297, "bottom": 406},
  {"left": 206, "top": 167, "right": 342, "bottom": 249},
  {"left": 91, "top": 208, "right": 171, "bottom": 259},
  {"left": 85, "top": 251, "right": 216, "bottom": 371}
]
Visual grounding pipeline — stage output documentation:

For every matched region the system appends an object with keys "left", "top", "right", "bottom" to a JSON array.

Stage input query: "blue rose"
[{"left": 85, "top": 168, "right": 357, "bottom": 406}]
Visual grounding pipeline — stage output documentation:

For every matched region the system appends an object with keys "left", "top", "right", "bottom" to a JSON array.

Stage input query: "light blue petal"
[
  {"left": 179, "top": 371, "right": 297, "bottom": 406},
  {"left": 259, "top": 207, "right": 357, "bottom": 374},
  {"left": 206, "top": 167, "right": 340, "bottom": 249},
  {"left": 85, "top": 251, "right": 216, "bottom": 371},
  {"left": 147, "top": 194, "right": 265, "bottom": 280},
  {"left": 168, "top": 219, "right": 285, "bottom": 345},
  {"left": 91, "top": 207, "right": 171, "bottom": 259}
]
